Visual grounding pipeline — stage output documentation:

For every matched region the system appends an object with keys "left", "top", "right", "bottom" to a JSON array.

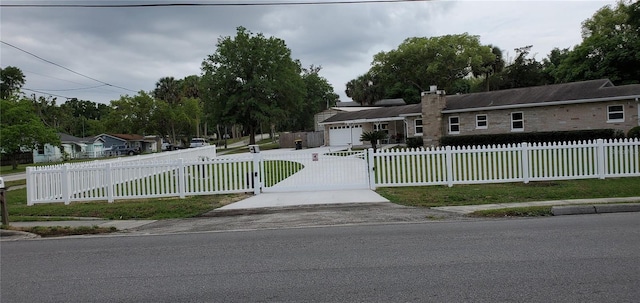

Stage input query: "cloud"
[{"left": 0, "top": 0, "right": 616, "bottom": 104}]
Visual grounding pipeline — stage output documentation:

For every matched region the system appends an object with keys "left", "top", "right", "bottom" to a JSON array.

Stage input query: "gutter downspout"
[{"left": 637, "top": 97, "right": 639, "bottom": 126}]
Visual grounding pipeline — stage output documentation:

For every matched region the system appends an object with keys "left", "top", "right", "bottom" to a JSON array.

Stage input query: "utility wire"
[
  {"left": 2, "top": 0, "right": 429, "bottom": 8},
  {"left": 27, "top": 84, "right": 110, "bottom": 92},
  {"left": 1, "top": 41, "right": 138, "bottom": 93},
  {"left": 22, "top": 88, "right": 74, "bottom": 100}
]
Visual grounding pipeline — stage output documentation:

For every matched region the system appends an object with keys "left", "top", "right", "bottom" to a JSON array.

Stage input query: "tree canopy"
[
  {"left": 201, "top": 26, "right": 306, "bottom": 144},
  {"left": 0, "top": 66, "right": 25, "bottom": 100},
  {"left": 1, "top": 96, "right": 60, "bottom": 169},
  {"left": 367, "top": 33, "right": 496, "bottom": 103},
  {"left": 548, "top": 0, "right": 640, "bottom": 84}
]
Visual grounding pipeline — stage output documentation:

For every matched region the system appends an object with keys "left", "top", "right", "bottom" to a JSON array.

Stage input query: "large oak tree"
[{"left": 201, "top": 27, "right": 305, "bottom": 145}]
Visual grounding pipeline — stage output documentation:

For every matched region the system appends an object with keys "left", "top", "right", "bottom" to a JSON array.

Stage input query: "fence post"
[
  {"left": 62, "top": 164, "right": 71, "bottom": 205},
  {"left": 445, "top": 146, "right": 454, "bottom": 187},
  {"left": 26, "top": 167, "right": 33, "bottom": 206},
  {"left": 596, "top": 138, "right": 606, "bottom": 179},
  {"left": 105, "top": 163, "right": 114, "bottom": 203},
  {"left": 178, "top": 158, "right": 186, "bottom": 198},
  {"left": 367, "top": 148, "right": 376, "bottom": 190},
  {"left": 521, "top": 143, "right": 530, "bottom": 184},
  {"left": 252, "top": 152, "right": 262, "bottom": 195}
]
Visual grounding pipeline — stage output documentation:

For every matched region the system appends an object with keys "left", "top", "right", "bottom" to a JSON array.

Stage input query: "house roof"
[
  {"left": 336, "top": 98, "right": 406, "bottom": 108},
  {"left": 320, "top": 103, "right": 421, "bottom": 124},
  {"left": 59, "top": 133, "right": 83, "bottom": 143},
  {"left": 444, "top": 79, "right": 640, "bottom": 113},
  {"left": 98, "top": 133, "right": 146, "bottom": 141}
]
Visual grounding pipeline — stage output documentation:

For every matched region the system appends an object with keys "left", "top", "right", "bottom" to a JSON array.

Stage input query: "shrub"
[
  {"left": 628, "top": 126, "right": 640, "bottom": 139},
  {"left": 440, "top": 129, "right": 626, "bottom": 147},
  {"left": 406, "top": 137, "right": 423, "bottom": 148}
]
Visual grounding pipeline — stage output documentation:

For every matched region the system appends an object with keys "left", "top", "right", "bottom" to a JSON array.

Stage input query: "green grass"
[
  {"left": 376, "top": 177, "right": 640, "bottom": 208},
  {"left": 3, "top": 186, "right": 248, "bottom": 221},
  {"left": 469, "top": 206, "right": 553, "bottom": 217}
]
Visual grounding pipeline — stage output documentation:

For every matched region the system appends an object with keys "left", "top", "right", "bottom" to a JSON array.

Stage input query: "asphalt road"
[{"left": 2, "top": 213, "right": 640, "bottom": 303}]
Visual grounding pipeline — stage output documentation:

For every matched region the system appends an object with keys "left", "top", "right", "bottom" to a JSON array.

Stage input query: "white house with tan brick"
[{"left": 320, "top": 79, "right": 640, "bottom": 147}]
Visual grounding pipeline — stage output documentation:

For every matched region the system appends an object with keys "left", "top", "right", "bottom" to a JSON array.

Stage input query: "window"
[
  {"left": 476, "top": 115, "right": 487, "bottom": 129},
  {"left": 414, "top": 118, "right": 423, "bottom": 135},
  {"left": 37, "top": 144, "right": 45, "bottom": 155},
  {"left": 448, "top": 116, "right": 460, "bottom": 134},
  {"left": 511, "top": 112, "right": 524, "bottom": 131},
  {"left": 374, "top": 123, "right": 389, "bottom": 134},
  {"left": 607, "top": 105, "right": 624, "bottom": 122}
]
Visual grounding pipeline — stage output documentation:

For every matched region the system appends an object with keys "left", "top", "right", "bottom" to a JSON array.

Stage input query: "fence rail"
[{"left": 372, "top": 139, "right": 640, "bottom": 188}]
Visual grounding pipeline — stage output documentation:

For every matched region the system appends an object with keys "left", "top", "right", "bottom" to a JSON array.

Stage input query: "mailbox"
[{"left": 249, "top": 145, "right": 261, "bottom": 153}]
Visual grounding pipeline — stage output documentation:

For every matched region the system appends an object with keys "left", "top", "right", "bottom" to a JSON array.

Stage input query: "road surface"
[{"left": 2, "top": 213, "right": 639, "bottom": 302}]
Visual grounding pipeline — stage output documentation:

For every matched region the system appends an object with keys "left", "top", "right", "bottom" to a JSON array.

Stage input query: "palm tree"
[{"left": 360, "top": 130, "right": 388, "bottom": 152}]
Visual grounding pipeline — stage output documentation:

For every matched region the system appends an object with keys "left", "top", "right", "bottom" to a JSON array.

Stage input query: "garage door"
[{"left": 329, "top": 125, "right": 363, "bottom": 146}]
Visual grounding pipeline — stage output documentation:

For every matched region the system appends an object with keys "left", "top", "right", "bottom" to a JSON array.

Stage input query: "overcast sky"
[{"left": 0, "top": 0, "right": 617, "bottom": 105}]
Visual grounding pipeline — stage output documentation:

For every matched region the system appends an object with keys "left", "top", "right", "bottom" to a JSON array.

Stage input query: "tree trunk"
[
  {"left": 248, "top": 124, "right": 256, "bottom": 145},
  {"left": 11, "top": 154, "right": 18, "bottom": 170}
]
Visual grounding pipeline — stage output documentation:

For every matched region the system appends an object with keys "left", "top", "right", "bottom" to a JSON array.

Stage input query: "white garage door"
[{"left": 329, "top": 125, "right": 363, "bottom": 146}]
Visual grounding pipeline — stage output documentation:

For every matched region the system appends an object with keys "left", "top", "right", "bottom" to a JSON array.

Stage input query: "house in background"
[
  {"left": 33, "top": 133, "right": 106, "bottom": 163},
  {"left": 422, "top": 79, "right": 640, "bottom": 146},
  {"left": 319, "top": 79, "right": 640, "bottom": 147},
  {"left": 97, "top": 133, "right": 156, "bottom": 153},
  {"left": 319, "top": 104, "right": 422, "bottom": 146}
]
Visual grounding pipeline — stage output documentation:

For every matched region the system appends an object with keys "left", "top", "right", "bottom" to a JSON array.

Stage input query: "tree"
[
  {"left": 0, "top": 66, "right": 25, "bottom": 100},
  {"left": 153, "top": 77, "right": 181, "bottom": 105},
  {"left": 345, "top": 72, "right": 384, "bottom": 105},
  {"left": 473, "top": 45, "right": 506, "bottom": 91},
  {"left": 201, "top": 26, "right": 305, "bottom": 145},
  {"left": 360, "top": 130, "right": 388, "bottom": 152},
  {"left": 368, "top": 33, "right": 496, "bottom": 101},
  {"left": 283, "top": 65, "right": 339, "bottom": 131},
  {"left": 497, "top": 46, "right": 547, "bottom": 89},
  {"left": 0, "top": 98, "right": 60, "bottom": 169},
  {"left": 103, "top": 92, "right": 157, "bottom": 135},
  {"left": 551, "top": 0, "right": 640, "bottom": 84}
]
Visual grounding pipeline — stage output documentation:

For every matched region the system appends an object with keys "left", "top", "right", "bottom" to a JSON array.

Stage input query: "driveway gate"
[{"left": 257, "top": 150, "right": 371, "bottom": 192}]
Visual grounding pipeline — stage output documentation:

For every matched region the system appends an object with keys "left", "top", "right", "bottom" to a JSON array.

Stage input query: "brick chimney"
[{"left": 421, "top": 86, "right": 447, "bottom": 147}]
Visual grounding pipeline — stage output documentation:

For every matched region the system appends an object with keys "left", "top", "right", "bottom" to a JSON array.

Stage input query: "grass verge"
[
  {"left": 376, "top": 177, "right": 640, "bottom": 208},
  {"left": 468, "top": 206, "right": 553, "bottom": 217},
  {"left": 4, "top": 187, "right": 249, "bottom": 221},
  {"left": 3, "top": 225, "right": 117, "bottom": 237}
]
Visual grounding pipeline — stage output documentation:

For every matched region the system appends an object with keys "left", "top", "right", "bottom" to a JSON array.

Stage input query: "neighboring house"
[
  {"left": 319, "top": 103, "right": 422, "bottom": 146},
  {"left": 320, "top": 79, "right": 640, "bottom": 147},
  {"left": 33, "top": 133, "right": 106, "bottom": 163},
  {"left": 314, "top": 99, "right": 407, "bottom": 132},
  {"left": 97, "top": 133, "right": 155, "bottom": 152}
]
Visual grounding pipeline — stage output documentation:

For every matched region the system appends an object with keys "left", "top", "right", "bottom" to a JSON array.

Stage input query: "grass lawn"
[
  {"left": 4, "top": 185, "right": 249, "bottom": 221},
  {"left": 375, "top": 177, "right": 640, "bottom": 208}
]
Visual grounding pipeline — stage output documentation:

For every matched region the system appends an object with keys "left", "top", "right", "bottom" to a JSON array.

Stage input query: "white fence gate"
[{"left": 259, "top": 150, "right": 370, "bottom": 192}]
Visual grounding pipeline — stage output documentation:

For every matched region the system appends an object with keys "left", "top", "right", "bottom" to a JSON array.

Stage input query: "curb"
[
  {"left": 0, "top": 229, "right": 40, "bottom": 241},
  {"left": 203, "top": 202, "right": 395, "bottom": 217},
  {"left": 551, "top": 203, "right": 640, "bottom": 216}
]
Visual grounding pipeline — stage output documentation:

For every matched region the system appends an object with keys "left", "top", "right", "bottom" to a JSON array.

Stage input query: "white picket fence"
[
  {"left": 26, "top": 139, "right": 640, "bottom": 205},
  {"left": 26, "top": 146, "right": 226, "bottom": 205},
  {"left": 372, "top": 139, "right": 640, "bottom": 188}
]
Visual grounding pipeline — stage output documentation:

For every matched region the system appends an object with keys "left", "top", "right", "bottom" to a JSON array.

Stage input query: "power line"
[
  {"left": 1, "top": 41, "right": 138, "bottom": 93},
  {"left": 27, "top": 84, "right": 110, "bottom": 92},
  {"left": 1, "top": 0, "right": 429, "bottom": 8},
  {"left": 22, "top": 88, "right": 74, "bottom": 100}
]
